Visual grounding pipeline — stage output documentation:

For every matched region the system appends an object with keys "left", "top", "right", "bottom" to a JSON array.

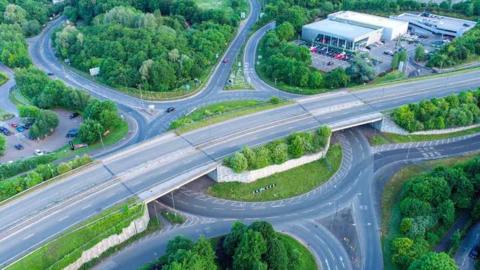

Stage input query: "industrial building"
[
  {"left": 301, "top": 11, "right": 409, "bottom": 51},
  {"left": 392, "top": 12, "right": 477, "bottom": 37}
]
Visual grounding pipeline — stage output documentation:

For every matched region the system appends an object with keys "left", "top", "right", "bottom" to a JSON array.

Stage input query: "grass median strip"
[
  {"left": 208, "top": 144, "right": 342, "bottom": 202},
  {"left": 171, "top": 98, "right": 289, "bottom": 134},
  {"left": 7, "top": 200, "right": 144, "bottom": 270},
  {"left": 0, "top": 71, "right": 7, "bottom": 86},
  {"left": 368, "top": 126, "right": 480, "bottom": 146},
  {"left": 278, "top": 233, "right": 317, "bottom": 270}
]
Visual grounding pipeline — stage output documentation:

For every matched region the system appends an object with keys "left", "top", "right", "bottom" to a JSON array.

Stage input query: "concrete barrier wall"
[
  {"left": 378, "top": 116, "right": 480, "bottom": 136},
  {"left": 65, "top": 205, "right": 150, "bottom": 270},
  {"left": 211, "top": 138, "right": 330, "bottom": 183}
]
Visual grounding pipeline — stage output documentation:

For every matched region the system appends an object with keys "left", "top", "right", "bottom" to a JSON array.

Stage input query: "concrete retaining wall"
[
  {"left": 378, "top": 116, "right": 480, "bottom": 136},
  {"left": 65, "top": 205, "right": 150, "bottom": 270},
  {"left": 211, "top": 138, "right": 330, "bottom": 183}
]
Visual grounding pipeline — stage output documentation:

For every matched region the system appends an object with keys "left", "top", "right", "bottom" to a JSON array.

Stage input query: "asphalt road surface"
[{"left": 2, "top": 0, "right": 480, "bottom": 267}]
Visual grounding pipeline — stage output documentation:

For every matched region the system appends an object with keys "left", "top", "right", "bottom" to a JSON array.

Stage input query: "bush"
[
  {"left": 0, "top": 154, "right": 56, "bottom": 179},
  {"left": 392, "top": 90, "right": 480, "bottom": 132},
  {"left": 57, "top": 162, "right": 72, "bottom": 175},
  {"left": 225, "top": 126, "right": 331, "bottom": 172},
  {"left": 270, "top": 96, "right": 281, "bottom": 105},
  {"left": 0, "top": 135, "right": 5, "bottom": 156}
]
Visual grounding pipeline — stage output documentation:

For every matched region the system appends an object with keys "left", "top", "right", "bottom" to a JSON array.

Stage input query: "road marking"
[
  {"left": 22, "top": 233, "right": 34, "bottom": 240},
  {"left": 81, "top": 204, "right": 91, "bottom": 210},
  {"left": 58, "top": 215, "right": 69, "bottom": 222}
]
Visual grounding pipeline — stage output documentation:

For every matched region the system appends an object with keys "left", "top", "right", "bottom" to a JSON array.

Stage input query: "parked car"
[
  {"left": 14, "top": 144, "right": 24, "bottom": 150},
  {"left": 16, "top": 126, "right": 25, "bottom": 132},
  {"left": 0, "top": 126, "right": 12, "bottom": 136},
  {"left": 66, "top": 128, "right": 79, "bottom": 138},
  {"left": 10, "top": 122, "right": 17, "bottom": 128},
  {"left": 222, "top": 58, "right": 228, "bottom": 63},
  {"left": 166, "top": 107, "right": 175, "bottom": 113},
  {"left": 70, "top": 112, "right": 80, "bottom": 119},
  {"left": 35, "top": 149, "right": 45, "bottom": 156},
  {"left": 47, "top": 72, "right": 54, "bottom": 76}
]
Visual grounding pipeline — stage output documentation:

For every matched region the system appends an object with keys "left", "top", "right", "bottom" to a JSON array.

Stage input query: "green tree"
[
  {"left": 346, "top": 55, "right": 376, "bottom": 83},
  {"left": 415, "top": 45, "right": 426, "bottom": 62},
  {"left": 79, "top": 119, "right": 105, "bottom": 144},
  {"left": 275, "top": 22, "right": 294, "bottom": 41},
  {"left": 270, "top": 142, "right": 288, "bottom": 164},
  {"left": 56, "top": 162, "right": 72, "bottom": 175},
  {"left": 233, "top": 229, "right": 267, "bottom": 270},
  {"left": 229, "top": 152, "right": 248, "bottom": 173},
  {"left": 288, "top": 135, "right": 304, "bottom": 158},
  {"left": 223, "top": 222, "right": 247, "bottom": 257},
  {"left": 324, "top": 68, "right": 350, "bottom": 89},
  {"left": 408, "top": 252, "right": 458, "bottom": 270}
]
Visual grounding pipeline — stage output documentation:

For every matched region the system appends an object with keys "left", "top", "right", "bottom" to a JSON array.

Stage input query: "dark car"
[
  {"left": 66, "top": 128, "right": 79, "bottom": 138},
  {"left": 222, "top": 58, "right": 228, "bottom": 64},
  {"left": 14, "top": 144, "right": 24, "bottom": 150},
  {"left": 0, "top": 126, "right": 11, "bottom": 136},
  {"left": 470, "top": 245, "right": 480, "bottom": 259},
  {"left": 70, "top": 112, "right": 80, "bottom": 119},
  {"left": 166, "top": 107, "right": 175, "bottom": 113},
  {"left": 47, "top": 72, "right": 54, "bottom": 76}
]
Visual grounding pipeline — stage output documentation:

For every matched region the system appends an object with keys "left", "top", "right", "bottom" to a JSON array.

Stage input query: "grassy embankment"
[
  {"left": 208, "top": 144, "right": 342, "bottom": 201},
  {"left": 369, "top": 126, "right": 480, "bottom": 146},
  {"left": 381, "top": 154, "right": 477, "bottom": 270},
  {"left": 170, "top": 99, "right": 289, "bottom": 134},
  {"left": 7, "top": 201, "right": 145, "bottom": 270}
]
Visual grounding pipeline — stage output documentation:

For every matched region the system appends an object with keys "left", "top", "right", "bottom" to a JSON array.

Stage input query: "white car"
[{"left": 35, "top": 149, "right": 45, "bottom": 156}]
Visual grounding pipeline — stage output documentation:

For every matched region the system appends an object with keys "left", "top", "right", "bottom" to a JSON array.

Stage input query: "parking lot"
[
  {"left": 0, "top": 109, "right": 82, "bottom": 163},
  {"left": 309, "top": 25, "right": 446, "bottom": 77}
]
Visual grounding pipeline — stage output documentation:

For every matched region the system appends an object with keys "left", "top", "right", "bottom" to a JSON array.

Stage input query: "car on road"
[
  {"left": 47, "top": 72, "right": 54, "bottom": 76},
  {"left": 66, "top": 128, "right": 79, "bottom": 138},
  {"left": 384, "top": 50, "right": 394, "bottom": 56},
  {"left": 35, "top": 149, "right": 45, "bottom": 156},
  {"left": 166, "top": 107, "right": 175, "bottom": 113},
  {"left": 222, "top": 58, "right": 228, "bottom": 63},
  {"left": 16, "top": 126, "right": 25, "bottom": 132},
  {"left": 70, "top": 112, "right": 80, "bottom": 119},
  {"left": 470, "top": 245, "right": 480, "bottom": 259},
  {"left": 14, "top": 144, "right": 24, "bottom": 150}
]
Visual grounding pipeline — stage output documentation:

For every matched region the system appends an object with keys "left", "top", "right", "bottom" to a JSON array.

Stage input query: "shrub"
[
  {"left": 0, "top": 154, "right": 56, "bottom": 179},
  {"left": 0, "top": 135, "right": 5, "bottom": 156},
  {"left": 270, "top": 96, "right": 281, "bottom": 105},
  {"left": 255, "top": 146, "right": 271, "bottom": 169},
  {"left": 229, "top": 152, "right": 248, "bottom": 173},
  {"left": 269, "top": 142, "right": 288, "bottom": 164},
  {"left": 288, "top": 135, "right": 305, "bottom": 158},
  {"left": 241, "top": 146, "right": 257, "bottom": 170},
  {"left": 57, "top": 162, "right": 72, "bottom": 175}
]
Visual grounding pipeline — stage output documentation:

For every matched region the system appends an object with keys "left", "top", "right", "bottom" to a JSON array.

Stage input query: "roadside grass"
[
  {"left": 0, "top": 72, "right": 7, "bottom": 86},
  {"left": 225, "top": 43, "right": 253, "bottom": 90},
  {"left": 79, "top": 218, "right": 163, "bottom": 270},
  {"left": 278, "top": 233, "right": 318, "bottom": 270},
  {"left": 369, "top": 71, "right": 406, "bottom": 85},
  {"left": 7, "top": 200, "right": 144, "bottom": 270},
  {"left": 171, "top": 99, "right": 290, "bottom": 134},
  {"left": 368, "top": 126, "right": 480, "bottom": 146},
  {"left": 161, "top": 211, "right": 186, "bottom": 224},
  {"left": 208, "top": 144, "right": 342, "bottom": 202},
  {"left": 381, "top": 154, "right": 477, "bottom": 270},
  {"left": 0, "top": 108, "right": 14, "bottom": 121},
  {"left": 54, "top": 120, "right": 129, "bottom": 160},
  {"left": 9, "top": 87, "right": 30, "bottom": 107}
]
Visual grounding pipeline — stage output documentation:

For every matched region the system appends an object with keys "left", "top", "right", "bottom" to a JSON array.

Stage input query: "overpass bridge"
[{"left": 2, "top": 68, "right": 480, "bottom": 265}]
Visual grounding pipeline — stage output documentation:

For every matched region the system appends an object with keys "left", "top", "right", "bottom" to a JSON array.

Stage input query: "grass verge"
[
  {"left": 55, "top": 120, "right": 129, "bottom": 160},
  {"left": 278, "top": 233, "right": 318, "bottom": 270},
  {"left": 171, "top": 99, "right": 289, "bottom": 134},
  {"left": 381, "top": 154, "right": 477, "bottom": 270},
  {"left": 368, "top": 126, "right": 480, "bottom": 146},
  {"left": 79, "top": 218, "right": 163, "bottom": 270},
  {"left": 0, "top": 72, "right": 7, "bottom": 86},
  {"left": 161, "top": 211, "right": 186, "bottom": 224},
  {"left": 208, "top": 144, "right": 342, "bottom": 202},
  {"left": 7, "top": 200, "right": 144, "bottom": 270}
]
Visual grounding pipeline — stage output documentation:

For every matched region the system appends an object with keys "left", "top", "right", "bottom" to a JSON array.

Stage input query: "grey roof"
[
  {"left": 394, "top": 13, "right": 476, "bottom": 33},
  {"left": 303, "top": 19, "right": 378, "bottom": 41}
]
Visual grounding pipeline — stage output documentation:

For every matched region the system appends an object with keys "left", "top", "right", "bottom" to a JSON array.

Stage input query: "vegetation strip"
[
  {"left": 7, "top": 201, "right": 144, "bottom": 270},
  {"left": 171, "top": 98, "right": 288, "bottom": 133},
  {"left": 382, "top": 153, "right": 480, "bottom": 270},
  {"left": 0, "top": 71, "right": 7, "bottom": 86},
  {"left": 209, "top": 143, "right": 341, "bottom": 201},
  {"left": 369, "top": 126, "right": 480, "bottom": 146},
  {"left": 141, "top": 221, "right": 316, "bottom": 270}
]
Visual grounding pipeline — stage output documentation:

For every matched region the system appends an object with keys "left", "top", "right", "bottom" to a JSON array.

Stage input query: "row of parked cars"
[
  {"left": 0, "top": 121, "right": 33, "bottom": 136},
  {"left": 311, "top": 46, "right": 353, "bottom": 62}
]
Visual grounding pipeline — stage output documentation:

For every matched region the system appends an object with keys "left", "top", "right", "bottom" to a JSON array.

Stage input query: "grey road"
[
  {"left": 3, "top": 0, "right": 480, "bottom": 267},
  {"left": 0, "top": 64, "right": 17, "bottom": 115},
  {"left": 455, "top": 222, "right": 480, "bottom": 270}
]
